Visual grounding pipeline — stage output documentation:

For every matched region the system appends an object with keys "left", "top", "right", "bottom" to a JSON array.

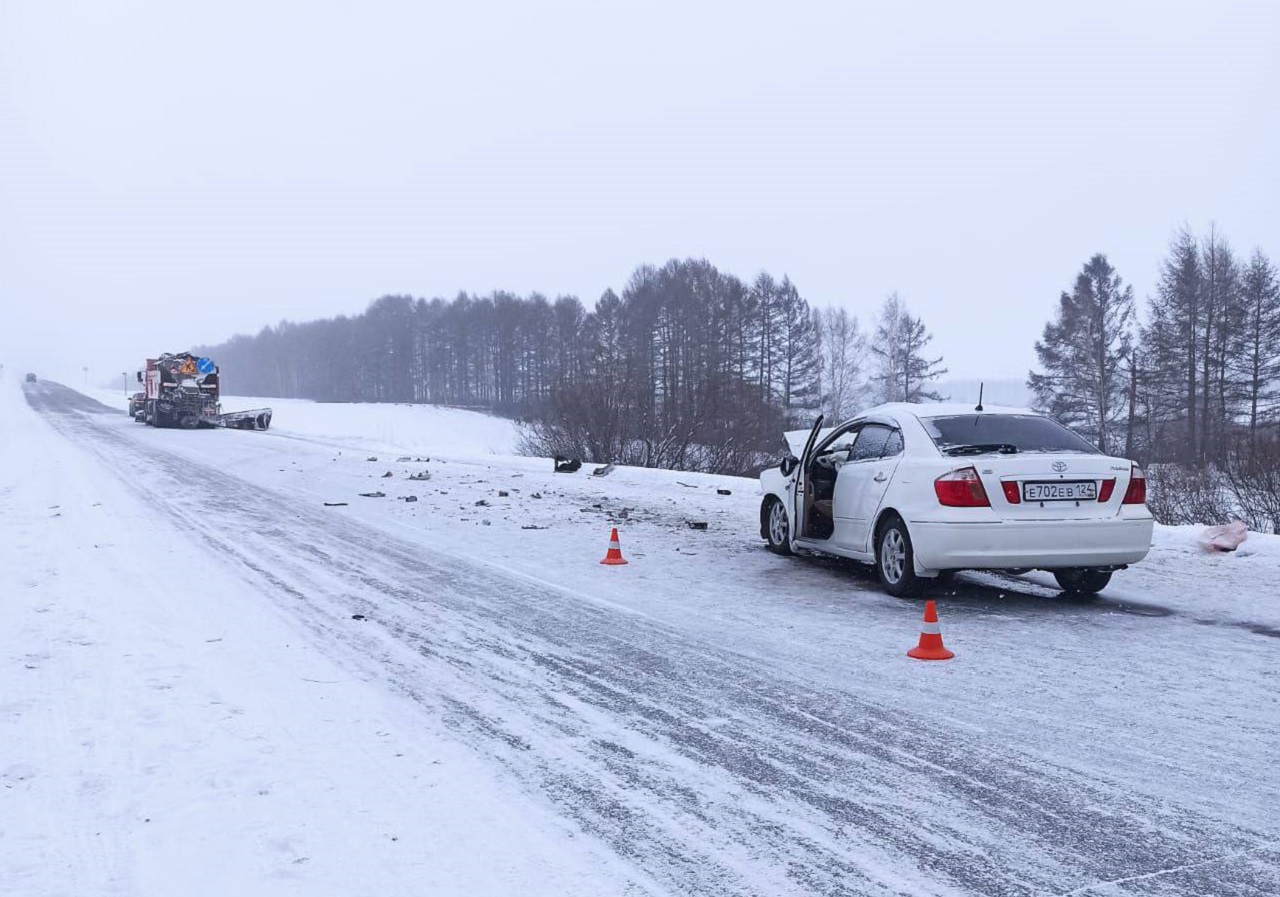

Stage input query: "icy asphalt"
[{"left": 14, "top": 381, "right": 1280, "bottom": 897}]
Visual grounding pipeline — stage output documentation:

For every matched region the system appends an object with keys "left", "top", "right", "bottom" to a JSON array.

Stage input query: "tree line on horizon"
[
  {"left": 1027, "top": 226, "right": 1280, "bottom": 530},
  {"left": 196, "top": 258, "right": 945, "bottom": 474},
  {"left": 197, "top": 228, "right": 1280, "bottom": 528}
]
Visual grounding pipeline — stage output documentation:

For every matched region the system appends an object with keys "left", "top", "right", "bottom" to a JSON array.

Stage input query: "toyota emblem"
[{"left": 1051, "top": 460, "right": 1068, "bottom": 472}]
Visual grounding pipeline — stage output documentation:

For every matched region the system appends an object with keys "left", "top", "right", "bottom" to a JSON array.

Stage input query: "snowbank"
[{"left": 86, "top": 388, "right": 520, "bottom": 458}]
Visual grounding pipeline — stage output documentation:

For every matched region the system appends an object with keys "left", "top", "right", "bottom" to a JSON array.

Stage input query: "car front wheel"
[
  {"left": 876, "top": 516, "right": 924, "bottom": 598},
  {"left": 1053, "top": 568, "right": 1112, "bottom": 596},
  {"left": 763, "top": 497, "right": 793, "bottom": 555}
]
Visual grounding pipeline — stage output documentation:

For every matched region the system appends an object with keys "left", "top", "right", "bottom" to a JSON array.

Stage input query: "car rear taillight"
[
  {"left": 1122, "top": 466, "right": 1146, "bottom": 504},
  {"left": 1097, "top": 478, "right": 1116, "bottom": 503},
  {"left": 1001, "top": 481, "right": 1021, "bottom": 504},
  {"left": 935, "top": 467, "right": 991, "bottom": 507}
]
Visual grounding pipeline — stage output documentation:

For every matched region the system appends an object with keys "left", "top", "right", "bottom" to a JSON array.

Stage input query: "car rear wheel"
[
  {"left": 876, "top": 516, "right": 924, "bottom": 598},
  {"left": 1053, "top": 568, "right": 1112, "bottom": 596},
  {"left": 763, "top": 497, "right": 793, "bottom": 555}
]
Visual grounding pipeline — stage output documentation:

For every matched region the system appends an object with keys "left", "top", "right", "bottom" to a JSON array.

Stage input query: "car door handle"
[{"left": 873, "top": 473, "right": 888, "bottom": 482}]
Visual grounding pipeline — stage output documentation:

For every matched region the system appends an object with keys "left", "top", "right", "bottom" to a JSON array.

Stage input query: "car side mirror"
[
  {"left": 780, "top": 457, "right": 798, "bottom": 477},
  {"left": 136, "top": 371, "right": 142, "bottom": 382}
]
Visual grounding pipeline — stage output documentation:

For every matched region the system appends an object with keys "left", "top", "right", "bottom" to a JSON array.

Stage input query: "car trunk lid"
[{"left": 967, "top": 453, "right": 1134, "bottom": 520}]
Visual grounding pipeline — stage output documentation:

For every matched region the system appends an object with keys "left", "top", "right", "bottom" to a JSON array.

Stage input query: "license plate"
[{"left": 1023, "top": 480, "right": 1097, "bottom": 502}]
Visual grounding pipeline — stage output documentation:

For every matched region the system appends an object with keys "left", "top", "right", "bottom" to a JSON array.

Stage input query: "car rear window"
[{"left": 921, "top": 414, "right": 1100, "bottom": 454}]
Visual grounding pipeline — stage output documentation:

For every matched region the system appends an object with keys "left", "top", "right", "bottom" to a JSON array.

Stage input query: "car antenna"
[{"left": 975, "top": 382, "right": 984, "bottom": 412}]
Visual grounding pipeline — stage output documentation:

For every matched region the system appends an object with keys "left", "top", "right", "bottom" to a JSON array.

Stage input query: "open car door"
[{"left": 790, "top": 414, "right": 825, "bottom": 546}]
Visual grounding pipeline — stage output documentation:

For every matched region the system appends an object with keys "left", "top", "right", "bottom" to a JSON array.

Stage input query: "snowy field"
[{"left": 4, "top": 380, "right": 1279, "bottom": 896}]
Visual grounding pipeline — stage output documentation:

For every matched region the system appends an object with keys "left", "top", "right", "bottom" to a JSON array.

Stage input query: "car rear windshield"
[{"left": 921, "top": 414, "right": 1100, "bottom": 454}]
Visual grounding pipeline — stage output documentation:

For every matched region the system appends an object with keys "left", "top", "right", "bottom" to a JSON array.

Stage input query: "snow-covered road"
[{"left": 6, "top": 380, "right": 1279, "bottom": 896}]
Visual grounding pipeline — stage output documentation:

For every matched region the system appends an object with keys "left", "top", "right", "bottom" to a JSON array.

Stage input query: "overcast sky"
[{"left": 2, "top": 0, "right": 1277, "bottom": 391}]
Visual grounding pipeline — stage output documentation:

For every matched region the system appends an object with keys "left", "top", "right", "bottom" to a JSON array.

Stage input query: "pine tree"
[
  {"left": 870, "top": 293, "right": 906, "bottom": 402},
  {"left": 1199, "top": 227, "right": 1241, "bottom": 460},
  {"left": 898, "top": 313, "right": 947, "bottom": 403},
  {"left": 1237, "top": 249, "right": 1280, "bottom": 451},
  {"left": 1028, "top": 254, "right": 1135, "bottom": 453},
  {"left": 774, "top": 277, "right": 821, "bottom": 425},
  {"left": 750, "top": 271, "right": 782, "bottom": 407},
  {"left": 870, "top": 293, "right": 946, "bottom": 403},
  {"left": 1142, "top": 229, "right": 1202, "bottom": 463}
]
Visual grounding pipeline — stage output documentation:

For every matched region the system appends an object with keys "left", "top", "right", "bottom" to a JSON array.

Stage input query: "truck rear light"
[
  {"left": 1122, "top": 466, "right": 1146, "bottom": 504},
  {"left": 1097, "top": 478, "right": 1116, "bottom": 502},
  {"left": 1001, "top": 481, "right": 1021, "bottom": 504},
  {"left": 935, "top": 467, "right": 991, "bottom": 507}
]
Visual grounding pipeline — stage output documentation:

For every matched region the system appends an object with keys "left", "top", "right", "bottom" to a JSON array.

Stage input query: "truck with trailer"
[{"left": 134, "top": 352, "right": 272, "bottom": 430}]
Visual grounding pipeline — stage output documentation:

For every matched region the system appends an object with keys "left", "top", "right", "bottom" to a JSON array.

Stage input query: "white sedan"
[{"left": 758, "top": 403, "right": 1154, "bottom": 597}]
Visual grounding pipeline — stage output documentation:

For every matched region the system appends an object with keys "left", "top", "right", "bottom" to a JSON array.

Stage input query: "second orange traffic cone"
[
  {"left": 600, "top": 527, "right": 628, "bottom": 565},
  {"left": 907, "top": 600, "right": 954, "bottom": 660}
]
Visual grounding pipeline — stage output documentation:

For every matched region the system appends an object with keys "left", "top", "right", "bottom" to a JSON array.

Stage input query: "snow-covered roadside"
[
  {"left": 88, "top": 386, "right": 1280, "bottom": 624},
  {"left": 1, "top": 379, "right": 645, "bottom": 896},
  {"left": 85, "top": 387, "right": 1280, "bottom": 631},
  {"left": 78, "top": 387, "right": 1280, "bottom": 831},
  {"left": 85, "top": 389, "right": 521, "bottom": 460}
]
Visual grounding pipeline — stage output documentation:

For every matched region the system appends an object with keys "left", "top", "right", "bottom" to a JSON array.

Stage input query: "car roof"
[
  {"left": 784, "top": 403, "right": 1045, "bottom": 455},
  {"left": 858, "top": 402, "right": 1040, "bottom": 425}
]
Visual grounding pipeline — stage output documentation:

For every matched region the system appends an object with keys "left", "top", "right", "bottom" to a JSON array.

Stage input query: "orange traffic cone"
[
  {"left": 600, "top": 527, "right": 628, "bottom": 565},
  {"left": 907, "top": 600, "right": 954, "bottom": 660}
]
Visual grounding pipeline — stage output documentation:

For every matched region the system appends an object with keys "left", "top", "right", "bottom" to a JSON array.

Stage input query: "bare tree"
[{"left": 816, "top": 306, "right": 867, "bottom": 421}]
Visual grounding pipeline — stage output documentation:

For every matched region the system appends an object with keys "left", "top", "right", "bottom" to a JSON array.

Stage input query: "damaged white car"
[{"left": 758, "top": 403, "right": 1154, "bottom": 597}]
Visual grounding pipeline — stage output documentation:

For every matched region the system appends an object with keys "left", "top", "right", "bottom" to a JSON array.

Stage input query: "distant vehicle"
[
  {"left": 759, "top": 403, "right": 1153, "bottom": 597},
  {"left": 25, "top": 372, "right": 37, "bottom": 382},
  {"left": 134, "top": 352, "right": 272, "bottom": 430}
]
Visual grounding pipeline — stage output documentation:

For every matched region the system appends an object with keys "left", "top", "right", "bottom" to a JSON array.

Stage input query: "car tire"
[
  {"left": 1053, "top": 568, "right": 1112, "bottom": 596},
  {"left": 763, "top": 497, "right": 793, "bottom": 556},
  {"left": 876, "top": 515, "right": 924, "bottom": 598}
]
